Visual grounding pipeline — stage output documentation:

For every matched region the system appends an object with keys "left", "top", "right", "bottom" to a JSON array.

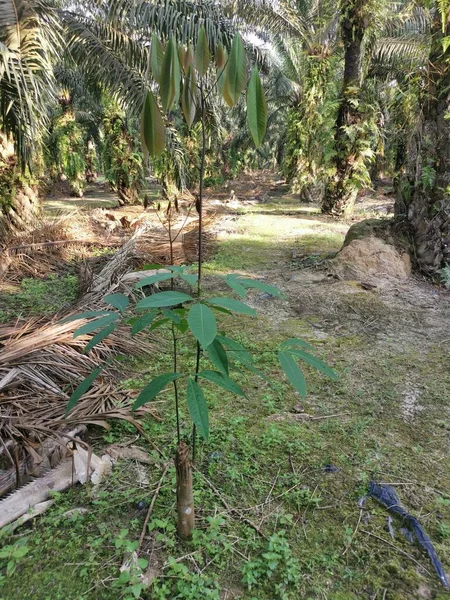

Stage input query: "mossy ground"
[{"left": 1, "top": 183, "right": 450, "bottom": 600}]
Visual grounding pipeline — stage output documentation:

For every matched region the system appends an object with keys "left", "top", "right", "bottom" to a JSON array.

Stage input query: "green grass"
[
  {"left": 205, "top": 211, "right": 346, "bottom": 273},
  {"left": 2, "top": 312, "right": 449, "bottom": 600},
  {"left": 0, "top": 274, "right": 78, "bottom": 322}
]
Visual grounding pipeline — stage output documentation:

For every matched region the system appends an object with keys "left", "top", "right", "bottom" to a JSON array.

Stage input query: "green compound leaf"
[
  {"left": 215, "top": 43, "right": 227, "bottom": 69},
  {"left": 60, "top": 310, "right": 112, "bottom": 324},
  {"left": 84, "top": 324, "right": 117, "bottom": 353},
  {"left": 223, "top": 274, "right": 247, "bottom": 299},
  {"left": 141, "top": 91, "right": 165, "bottom": 157},
  {"left": 133, "top": 373, "right": 182, "bottom": 410},
  {"left": 215, "top": 335, "right": 254, "bottom": 365},
  {"left": 179, "top": 272, "right": 198, "bottom": 286},
  {"left": 237, "top": 278, "right": 284, "bottom": 298},
  {"left": 280, "top": 338, "right": 314, "bottom": 351},
  {"left": 104, "top": 293, "right": 129, "bottom": 313},
  {"left": 287, "top": 349, "right": 338, "bottom": 381},
  {"left": 73, "top": 314, "right": 119, "bottom": 338},
  {"left": 183, "top": 44, "right": 195, "bottom": 74},
  {"left": 66, "top": 362, "right": 109, "bottom": 415},
  {"left": 150, "top": 34, "right": 164, "bottom": 83},
  {"left": 206, "top": 339, "right": 229, "bottom": 375},
  {"left": 181, "top": 64, "right": 197, "bottom": 128},
  {"left": 160, "top": 37, "right": 180, "bottom": 112},
  {"left": 247, "top": 67, "right": 267, "bottom": 148},
  {"left": 223, "top": 33, "right": 247, "bottom": 107},
  {"left": 135, "top": 272, "right": 174, "bottom": 289},
  {"left": 130, "top": 311, "right": 158, "bottom": 336},
  {"left": 194, "top": 26, "right": 210, "bottom": 78},
  {"left": 149, "top": 318, "right": 170, "bottom": 331},
  {"left": 136, "top": 291, "right": 193, "bottom": 309},
  {"left": 208, "top": 297, "right": 256, "bottom": 316},
  {"left": 198, "top": 370, "right": 246, "bottom": 397},
  {"left": 175, "top": 319, "right": 189, "bottom": 333}
]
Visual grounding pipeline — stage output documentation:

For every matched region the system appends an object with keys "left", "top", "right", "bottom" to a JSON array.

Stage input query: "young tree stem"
[
  {"left": 175, "top": 441, "right": 195, "bottom": 539},
  {"left": 168, "top": 211, "right": 181, "bottom": 443},
  {"left": 192, "top": 80, "right": 207, "bottom": 461}
]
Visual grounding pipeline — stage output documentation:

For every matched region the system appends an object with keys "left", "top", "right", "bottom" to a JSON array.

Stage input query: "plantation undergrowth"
[{"left": 1, "top": 181, "right": 450, "bottom": 600}]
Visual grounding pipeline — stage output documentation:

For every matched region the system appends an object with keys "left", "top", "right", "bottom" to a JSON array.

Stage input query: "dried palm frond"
[
  {"left": 0, "top": 214, "right": 217, "bottom": 495},
  {"left": 0, "top": 209, "right": 109, "bottom": 282},
  {"left": 135, "top": 215, "right": 216, "bottom": 267},
  {"left": 0, "top": 230, "right": 160, "bottom": 492},
  {"left": 0, "top": 315, "right": 160, "bottom": 474}
]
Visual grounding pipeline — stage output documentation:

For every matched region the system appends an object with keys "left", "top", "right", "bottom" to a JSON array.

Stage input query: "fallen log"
[
  {"left": 0, "top": 444, "right": 112, "bottom": 529},
  {"left": 8, "top": 500, "right": 55, "bottom": 532},
  {"left": 0, "top": 461, "right": 75, "bottom": 529},
  {"left": 0, "top": 426, "right": 86, "bottom": 497}
]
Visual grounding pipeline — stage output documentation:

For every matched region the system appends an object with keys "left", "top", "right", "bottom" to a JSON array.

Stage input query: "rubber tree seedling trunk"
[
  {"left": 175, "top": 441, "right": 194, "bottom": 539},
  {"left": 174, "top": 75, "right": 207, "bottom": 541}
]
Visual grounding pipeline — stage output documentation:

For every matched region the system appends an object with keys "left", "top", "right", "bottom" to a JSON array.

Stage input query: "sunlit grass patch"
[
  {"left": 44, "top": 197, "right": 118, "bottom": 214},
  {"left": 206, "top": 212, "right": 346, "bottom": 272}
]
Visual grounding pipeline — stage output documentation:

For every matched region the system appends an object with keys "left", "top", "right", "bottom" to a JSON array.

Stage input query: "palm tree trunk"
[
  {"left": 283, "top": 53, "right": 333, "bottom": 203},
  {"left": 103, "top": 109, "right": 143, "bottom": 206},
  {"left": 322, "top": 0, "right": 366, "bottom": 215},
  {"left": 116, "top": 173, "right": 139, "bottom": 206},
  {"left": 3, "top": 186, "right": 40, "bottom": 231},
  {"left": 0, "top": 134, "right": 40, "bottom": 232},
  {"left": 395, "top": 12, "right": 450, "bottom": 275}
]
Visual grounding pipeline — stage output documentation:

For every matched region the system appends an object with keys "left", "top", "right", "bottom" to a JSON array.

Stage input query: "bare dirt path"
[{"left": 211, "top": 172, "right": 450, "bottom": 351}]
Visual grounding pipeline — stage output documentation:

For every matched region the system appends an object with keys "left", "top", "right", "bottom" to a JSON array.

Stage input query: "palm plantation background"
[
  {"left": 1, "top": 0, "right": 449, "bottom": 273},
  {"left": 1, "top": 1, "right": 450, "bottom": 599}
]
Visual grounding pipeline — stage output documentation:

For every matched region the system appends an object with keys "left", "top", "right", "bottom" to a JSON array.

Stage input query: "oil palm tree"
[
  {"left": 321, "top": 0, "right": 407, "bottom": 214},
  {"left": 396, "top": 2, "right": 450, "bottom": 274},
  {"left": 64, "top": 0, "right": 238, "bottom": 194},
  {"left": 0, "top": 0, "right": 236, "bottom": 230},
  {"left": 0, "top": 0, "right": 61, "bottom": 229},
  {"left": 45, "top": 65, "right": 105, "bottom": 197},
  {"left": 62, "top": 0, "right": 234, "bottom": 119},
  {"left": 224, "top": 0, "right": 341, "bottom": 201},
  {"left": 349, "top": 1, "right": 448, "bottom": 274},
  {"left": 227, "top": 0, "right": 430, "bottom": 214}
]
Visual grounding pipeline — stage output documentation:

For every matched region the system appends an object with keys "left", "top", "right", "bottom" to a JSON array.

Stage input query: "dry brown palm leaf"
[
  {"left": 0, "top": 318, "right": 160, "bottom": 479},
  {"left": 0, "top": 213, "right": 218, "bottom": 496},
  {"left": 0, "top": 210, "right": 107, "bottom": 282},
  {"left": 0, "top": 229, "right": 164, "bottom": 491},
  {"left": 135, "top": 216, "right": 216, "bottom": 266}
]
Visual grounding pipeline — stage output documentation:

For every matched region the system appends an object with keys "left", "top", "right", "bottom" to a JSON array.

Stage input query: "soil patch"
[{"left": 330, "top": 235, "right": 412, "bottom": 280}]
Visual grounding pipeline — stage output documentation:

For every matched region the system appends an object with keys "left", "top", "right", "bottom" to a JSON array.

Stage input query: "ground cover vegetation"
[{"left": 1, "top": 0, "right": 450, "bottom": 599}]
